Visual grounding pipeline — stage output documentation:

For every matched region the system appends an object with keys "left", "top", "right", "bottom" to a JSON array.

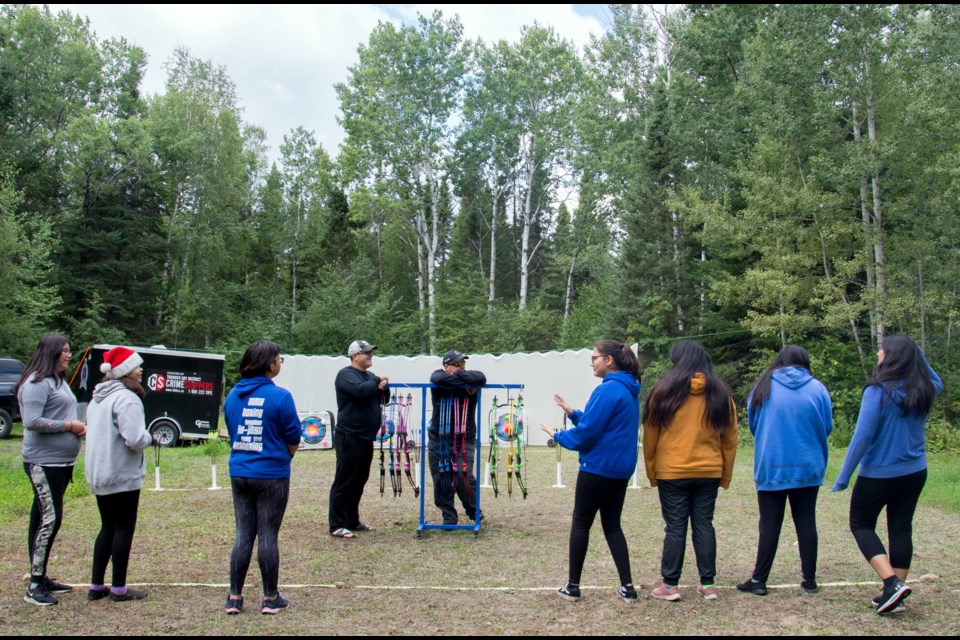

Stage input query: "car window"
[{"left": 0, "top": 360, "right": 24, "bottom": 375}]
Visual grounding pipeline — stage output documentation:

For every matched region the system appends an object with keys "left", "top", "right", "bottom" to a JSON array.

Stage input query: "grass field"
[{"left": 1, "top": 430, "right": 958, "bottom": 635}]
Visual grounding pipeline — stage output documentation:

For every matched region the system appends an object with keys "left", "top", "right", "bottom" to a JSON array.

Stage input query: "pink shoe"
[
  {"left": 651, "top": 583, "right": 681, "bottom": 601},
  {"left": 697, "top": 585, "right": 718, "bottom": 600}
]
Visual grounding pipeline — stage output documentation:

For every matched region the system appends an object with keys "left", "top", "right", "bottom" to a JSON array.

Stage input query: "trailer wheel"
[
  {"left": 151, "top": 420, "right": 180, "bottom": 447},
  {"left": 0, "top": 408, "right": 12, "bottom": 439}
]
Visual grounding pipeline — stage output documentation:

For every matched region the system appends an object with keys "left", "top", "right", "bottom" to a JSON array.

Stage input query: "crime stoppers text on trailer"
[{"left": 72, "top": 344, "right": 225, "bottom": 446}]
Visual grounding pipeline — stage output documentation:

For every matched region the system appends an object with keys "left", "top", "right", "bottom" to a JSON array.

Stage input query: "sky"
[{"left": 47, "top": 4, "right": 611, "bottom": 166}]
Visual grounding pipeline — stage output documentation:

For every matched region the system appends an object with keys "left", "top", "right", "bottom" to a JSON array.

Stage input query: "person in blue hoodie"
[
  {"left": 736, "top": 345, "right": 832, "bottom": 598},
  {"left": 540, "top": 340, "right": 642, "bottom": 604},
  {"left": 223, "top": 340, "right": 302, "bottom": 616},
  {"left": 833, "top": 335, "right": 941, "bottom": 615}
]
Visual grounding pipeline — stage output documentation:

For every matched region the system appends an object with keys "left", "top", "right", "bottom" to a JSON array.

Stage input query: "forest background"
[{"left": 1, "top": 4, "right": 958, "bottom": 444}]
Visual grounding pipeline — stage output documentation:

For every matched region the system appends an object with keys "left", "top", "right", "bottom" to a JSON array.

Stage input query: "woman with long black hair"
[
  {"left": 737, "top": 345, "right": 832, "bottom": 597},
  {"left": 16, "top": 333, "right": 86, "bottom": 606},
  {"left": 833, "top": 335, "right": 941, "bottom": 615},
  {"left": 540, "top": 340, "right": 642, "bottom": 603},
  {"left": 642, "top": 340, "right": 737, "bottom": 602}
]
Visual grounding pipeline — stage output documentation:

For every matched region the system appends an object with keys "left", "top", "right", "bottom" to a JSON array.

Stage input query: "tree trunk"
[
  {"left": 672, "top": 208, "right": 684, "bottom": 333},
  {"left": 519, "top": 152, "right": 535, "bottom": 311},
  {"left": 851, "top": 98, "right": 878, "bottom": 347},
  {"left": 489, "top": 190, "right": 498, "bottom": 309},
  {"left": 918, "top": 257, "right": 927, "bottom": 351},
  {"left": 865, "top": 54, "right": 886, "bottom": 344},
  {"left": 563, "top": 243, "right": 580, "bottom": 320}
]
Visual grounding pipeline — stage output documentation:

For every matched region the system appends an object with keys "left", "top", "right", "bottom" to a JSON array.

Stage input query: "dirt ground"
[{"left": 1, "top": 447, "right": 958, "bottom": 635}]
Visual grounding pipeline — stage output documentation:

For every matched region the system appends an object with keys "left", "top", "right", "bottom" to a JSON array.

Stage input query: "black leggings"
[
  {"left": 568, "top": 471, "right": 632, "bottom": 587},
  {"left": 92, "top": 490, "right": 141, "bottom": 587},
  {"left": 230, "top": 477, "right": 290, "bottom": 596},
  {"left": 24, "top": 463, "right": 73, "bottom": 581},
  {"left": 752, "top": 486, "right": 819, "bottom": 582},
  {"left": 849, "top": 469, "right": 926, "bottom": 569}
]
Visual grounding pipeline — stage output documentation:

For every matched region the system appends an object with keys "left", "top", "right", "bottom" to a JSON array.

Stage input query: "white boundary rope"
[{"left": 59, "top": 580, "right": 905, "bottom": 591}]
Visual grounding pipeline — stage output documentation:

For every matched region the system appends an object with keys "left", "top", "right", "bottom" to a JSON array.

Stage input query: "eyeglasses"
[
  {"left": 590, "top": 355, "right": 606, "bottom": 362},
  {"left": 451, "top": 361, "right": 466, "bottom": 367},
  {"left": 278, "top": 356, "right": 285, "bottom": 364},
  {"left": 62, "top": 350, "right": 72, "bottom": 357}
]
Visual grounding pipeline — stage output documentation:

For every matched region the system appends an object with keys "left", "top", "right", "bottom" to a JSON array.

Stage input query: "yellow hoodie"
[{"left": 642, "top": 373, "right": 738, "bottom": 488}]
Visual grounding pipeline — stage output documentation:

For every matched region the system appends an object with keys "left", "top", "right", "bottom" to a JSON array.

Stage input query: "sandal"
[
  {"left": 355, "top": 523, "right": 375, "bottom": 532},
  {"left": 330, "top": 528, "right": 357, "bottom": 539}
]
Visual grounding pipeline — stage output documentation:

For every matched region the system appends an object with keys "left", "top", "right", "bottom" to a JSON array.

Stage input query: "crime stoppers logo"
[{"left": 147, "top": 373, "right": 166, "bottom": 392}]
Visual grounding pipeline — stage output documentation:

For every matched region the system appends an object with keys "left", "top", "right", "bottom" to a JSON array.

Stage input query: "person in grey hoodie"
[
  {"left": 84, "top": 346, "right": 153, "bottom": 603},
  {"left": 16, "top": 333, "right": 86, "bottom": 606}
]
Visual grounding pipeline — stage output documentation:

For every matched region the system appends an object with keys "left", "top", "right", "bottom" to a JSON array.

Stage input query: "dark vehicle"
[
  {"left": 72, "top": 345, "right": 225, "bottom": 447},
  {"left": 0, "top": 358, "right": 25, "bottom": 438}
]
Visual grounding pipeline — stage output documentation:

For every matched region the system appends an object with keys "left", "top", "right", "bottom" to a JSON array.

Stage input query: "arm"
[
  {"left": 554, "top": 387, "right": 616, "bottom": 452},
  {"left": 336, "top": 368, "right": 381, "bottom": 400},
  {"left": 820, "top": 384, "right": 834, "bottom": 436},
  {"left": 833, "top": 386, "right": 883, "bottom": 491},
  {"left": 278, "top": 391, "right": 302, "bottom": 457},
  {"left": 115, "top": 395, "right": 153, "bottom": 453},
  {"left": 746, "top": 390, "right": 758, "bottom": 436},
  {"left": 19, "top": 378, "right": 73, "bottom": 434},
  {"left": 921, "top": 350, "right": 943, "bottom": 394},
  {"left": 642, "top": 421, "right": 659, "bottom": 487},
  {"left": 719, "top": 399, "right": 739, "bottom": 489}
]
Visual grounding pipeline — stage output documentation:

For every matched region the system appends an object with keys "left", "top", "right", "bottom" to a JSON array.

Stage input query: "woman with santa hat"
[{"left": 84, "top": 346, "right": 154, "bottom": 603}]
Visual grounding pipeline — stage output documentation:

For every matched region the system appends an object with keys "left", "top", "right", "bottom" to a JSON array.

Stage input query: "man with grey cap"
[
  {"left": 328, "top": 340, "right": 389, "bottom": 538},
  {"left": 429, "top": 349, "right": 486, "bottom": 524}
]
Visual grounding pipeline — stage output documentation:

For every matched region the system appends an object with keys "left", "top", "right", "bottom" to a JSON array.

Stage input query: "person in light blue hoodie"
[
  {"left": 224, "top": 340, "right": 302, "bottom": 616},
  {"left": 540, "top": 340, "right": 642, "bottom": 604},
  {"left": 736, "top": 346, "right": 832, "bottom": 598},
  {"left": 833, "top": 335, "right": 941, "bottom": 615}
]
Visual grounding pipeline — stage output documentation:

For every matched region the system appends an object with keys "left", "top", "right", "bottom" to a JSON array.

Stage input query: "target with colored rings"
[
  {"left": 301, "top": 417, "right": 326, "bottom": 444},
  {"left": 495, "top": 415, "right": 524, "bottom": 441},
  {"left": 376, "top": 419, "right": 395, "bottom": 441}
]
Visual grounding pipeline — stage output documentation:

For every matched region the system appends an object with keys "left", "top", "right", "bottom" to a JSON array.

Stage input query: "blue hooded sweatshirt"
[
  {"left": 225, "top": 376, "right": 302, "bottom": 479},
  {"left": 553, "top": 370, "right": 641, "bottom": 480},
  {"left": 834, "top": 356, "right": 942, "bottom": 490},
  {"left": 747, "top": 367, "right": 832, "bottom": 491}
]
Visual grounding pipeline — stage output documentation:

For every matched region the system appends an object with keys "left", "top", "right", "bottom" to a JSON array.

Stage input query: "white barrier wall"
[{"left": 274, "top": 348, "right": 625, "bottom": 446}]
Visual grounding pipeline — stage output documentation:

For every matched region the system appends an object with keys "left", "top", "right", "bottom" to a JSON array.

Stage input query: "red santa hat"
[{"left": 100, "top": 346, "right": 143, "bottom": 380}]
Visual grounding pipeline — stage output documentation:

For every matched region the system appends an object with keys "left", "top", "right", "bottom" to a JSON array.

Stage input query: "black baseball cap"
[{"left": 442, "top": 350, "right": 468, "bottom": 365}]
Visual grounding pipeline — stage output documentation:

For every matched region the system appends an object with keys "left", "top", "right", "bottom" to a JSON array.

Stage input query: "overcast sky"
[{"left": 48, "top": 4, "right": 611, "bottom": 166}]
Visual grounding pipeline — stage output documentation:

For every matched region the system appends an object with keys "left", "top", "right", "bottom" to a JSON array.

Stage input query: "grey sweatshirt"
[
  {"left": 18, "top": 374, "right": 81, "bottom": 465},
  {"left": 84, "top": 380, "right": 153, "bottom": 495}
]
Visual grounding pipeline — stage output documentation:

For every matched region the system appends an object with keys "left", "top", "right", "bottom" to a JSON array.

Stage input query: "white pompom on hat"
[{"left": 100, "top": 346, "right": 144, "bottom": 380}]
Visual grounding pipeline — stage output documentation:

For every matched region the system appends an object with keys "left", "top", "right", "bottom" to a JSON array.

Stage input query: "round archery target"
[
  {"left": 495, "top": 414, "right": 524, "bottom": 441},
  {"left": 376, "top": 419, "right": 394, "bottom": 441},
  {"left": 301, "top": 416, "right": 326, "bottom": 444}
]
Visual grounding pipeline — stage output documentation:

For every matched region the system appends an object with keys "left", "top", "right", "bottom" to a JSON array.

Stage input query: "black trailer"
[{"left": 72, "top": 344, "right": 225, "bottom": 446}]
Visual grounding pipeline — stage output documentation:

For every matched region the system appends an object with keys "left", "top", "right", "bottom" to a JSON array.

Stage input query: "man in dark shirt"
[
  {"left": 429, "top": 349, "right": 486, "bottom": 524},
  {"left": 328, "top": 340, "right": 389, "bottom": 538}
]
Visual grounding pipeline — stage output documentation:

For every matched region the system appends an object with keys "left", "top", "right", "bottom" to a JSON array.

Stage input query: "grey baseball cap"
[{"left": 348, "top": 340, "right": 377, "bottom": 356}]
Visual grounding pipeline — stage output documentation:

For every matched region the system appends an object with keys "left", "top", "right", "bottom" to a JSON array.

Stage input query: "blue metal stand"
[{"left": 392, "top": 383, "right": 523, "bottom": 538}]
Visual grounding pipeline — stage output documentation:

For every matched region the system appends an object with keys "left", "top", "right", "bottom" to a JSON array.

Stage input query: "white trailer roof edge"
[{"left": 92, "top": 344, "right": 226, "bottom": 361}]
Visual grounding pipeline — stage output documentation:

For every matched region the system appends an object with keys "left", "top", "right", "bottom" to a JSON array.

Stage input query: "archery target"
[
  {"left": 298, "top": 411, "right": 334, "bottom": 449},
  {"left": 495, "top": 414, "right": 524, "bottom": 441},
  {"left": 376, "top": 419, "right": 395, "bottom": 441}
]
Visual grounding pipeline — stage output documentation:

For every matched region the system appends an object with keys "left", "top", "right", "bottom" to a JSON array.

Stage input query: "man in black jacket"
[
  {"left": 429, "top": 350, "right": 486, "bottom": 524},
  {"left": 328, "top": 340, "right": 389, "bottom": 538}
]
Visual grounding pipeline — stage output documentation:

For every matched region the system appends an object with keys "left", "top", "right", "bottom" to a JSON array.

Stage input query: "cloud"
[{"left": 46, "top": 4, "right": 607, "bottom": 164}]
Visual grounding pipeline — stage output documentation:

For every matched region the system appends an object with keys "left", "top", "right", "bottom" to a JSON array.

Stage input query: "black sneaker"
[
  {"left": 225, "top": 594, "right": 244, "bottom": 615},
  {"left": 872, "top": 594, "right": 906, "bottom": 613},
  {"left": 24, "top": 585, "right": 58, "bottom": 606},
  {"left": 87, "top": 588, "right": 109, "bottom": 601},
  {"left": 618, "top": 585, "right": 639, "bottom": 602},
  {"left": 43, "top": 577, "right": 73, "bottom": 594},
  {"left": 261, "top": 593, "right": 290, "bottom": 614},
  {"left": 109, "top": 588, "right": 148, "bottom": 602},
  {"left": 557, "top": 583, "right": 581, "bottom": 602},
  {"left": 736, "top": 579, "right": 768, "bottom": 596},
  {"left": 875, "top": 579, "right": 911, "bottom": 614},
  {"left": 801, "top": 579, "right": 820, "bottom": 594}
]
